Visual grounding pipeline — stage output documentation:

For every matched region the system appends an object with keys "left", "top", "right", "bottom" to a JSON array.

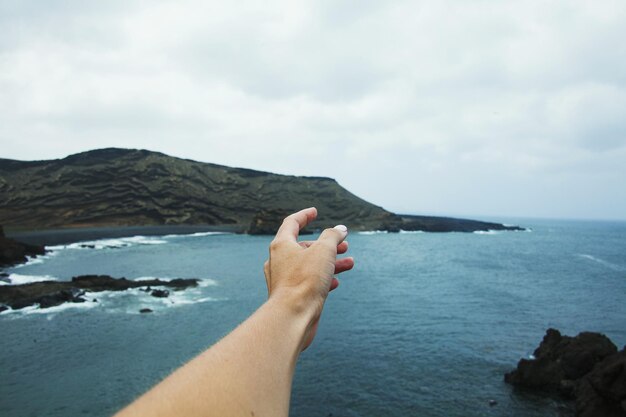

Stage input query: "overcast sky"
[{"left": 1, "top": 1, "right": 625, "bottom": 220}]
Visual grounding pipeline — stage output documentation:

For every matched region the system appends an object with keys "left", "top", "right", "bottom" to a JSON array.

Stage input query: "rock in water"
[
  {"left": 0, "top": 225, "right": 45, "bottom": 267},
  {"left": 150, "top": 289, "right": 169, "bottom": 298},
  {"left": 139, "top": 308, "right": 153, "bottom": 314},
  {"left": 576, "top": 349, "right": 626, "bottom": 417},
  {"left": 505, "top": 328, "right": 617, "bottom": 396},
  {"left": 37, "top": 288, "right": 86, "bottom": 309},
  {"left": 506, "top": 328, "right": 626, "bottom": 417},
  {"left": 0, "top": 275, "right": 198, "bottom": 310}
]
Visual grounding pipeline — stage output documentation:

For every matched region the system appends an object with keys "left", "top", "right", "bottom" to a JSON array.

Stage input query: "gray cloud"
[{"left": 1, "top": 0, "right": 626, "bottom": 219}]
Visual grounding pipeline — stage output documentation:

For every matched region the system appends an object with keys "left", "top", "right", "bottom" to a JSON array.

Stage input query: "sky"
[{"left": 1, "top": 0, "right": 625, "bottom": 221}]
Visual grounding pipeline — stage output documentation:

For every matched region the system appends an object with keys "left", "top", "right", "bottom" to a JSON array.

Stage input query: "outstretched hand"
[
  {"left": 115, "top": 207, "right": 354, "bottom": 417},
  {"left": 263, "top": 207, "right": 354, "bottom": 350}
]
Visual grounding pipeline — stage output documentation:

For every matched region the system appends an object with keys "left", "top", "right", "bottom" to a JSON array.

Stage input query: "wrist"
[
  {"left": 269, "top": 287, "right": 319, "bottom": 321},
  {"left": 267, "top": 288, "right": 321, "bottom": 348}
]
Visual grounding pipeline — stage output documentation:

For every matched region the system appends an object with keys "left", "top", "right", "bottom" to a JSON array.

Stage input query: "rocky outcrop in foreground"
[
  {"left": 505, "top": 328, "right": 626, "bottom": 417},
  {"left": 0, "top": 225, "right": 45, "bottom": 267},
  {"left": 0, "top": 275, "right": 198, "bottom": 310}
]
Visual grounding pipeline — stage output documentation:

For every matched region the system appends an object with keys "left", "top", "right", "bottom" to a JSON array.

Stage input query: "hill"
[{"left": 0, "top": 148, "right": 522, "bottom": 234}]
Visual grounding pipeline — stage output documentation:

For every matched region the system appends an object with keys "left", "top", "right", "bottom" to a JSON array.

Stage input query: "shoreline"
[{"left": 5, "top": 224, "right": 242, "bottom": 246}]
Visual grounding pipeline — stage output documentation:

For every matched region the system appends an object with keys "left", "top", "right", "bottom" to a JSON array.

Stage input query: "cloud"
[{"left": 1, "top": 0, "right": 625, "bottom": 219}]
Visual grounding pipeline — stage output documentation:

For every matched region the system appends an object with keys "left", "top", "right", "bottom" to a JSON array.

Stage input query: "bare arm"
[{"left": 115, "top": 207, "right": 354, "bottom": 417}]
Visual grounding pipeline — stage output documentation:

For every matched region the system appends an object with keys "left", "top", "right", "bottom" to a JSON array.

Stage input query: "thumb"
[{"left": 317, "top": 225, "right": 348, "bottom": 249}]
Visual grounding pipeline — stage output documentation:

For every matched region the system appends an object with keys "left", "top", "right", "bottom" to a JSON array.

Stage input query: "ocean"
[{"left": 1, "top": 219, "right": 625, "bottom": 417}]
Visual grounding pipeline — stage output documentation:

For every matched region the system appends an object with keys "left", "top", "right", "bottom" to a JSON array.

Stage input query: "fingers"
[
  {"left": 329, "top": 277, "right": 339, "bottom": 291},
  {"left": 299, "top": 240, "right": 348, "bottom": 254},
  {"left": 317, "top": 225, "right": 348, "bottom": 249},
  {"left": 334, "top": 257, "right": 354, "bottom": 274},
  {"left": 337, "top": 241, "right": 348, "bottom": 255},
  {"left": 274, "top": 207, "right": 317, "bottom": 243}
]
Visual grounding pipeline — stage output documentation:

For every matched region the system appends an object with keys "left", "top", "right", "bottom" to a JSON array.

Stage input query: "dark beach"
[{"left": 5, "top": 224, "right": 241, "bottom": 246}]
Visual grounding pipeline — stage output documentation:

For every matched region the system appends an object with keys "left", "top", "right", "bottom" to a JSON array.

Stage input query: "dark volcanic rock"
[
  {"left": 37, "top": 288, "right": 86, "bottom": 309},
  {"left": 576, "top": 349, "right": 626, "bottom": 417},
  {"left": 0, "top": 275, "right": 198, "bottom": 310},
  {"left": 505, "top": 329, "right": 617, "bottom": 396},
  {"left": 150, "top": 289, "right": 169, "bottom": 298},
  {"left": 247, "top": 209, "right": 289, "bottom": 235},
  {"left": 139, "top": 308, "right": 153, "bottom": 314},
  {"left": 394, "top": 214, "right": 525, "bottom": 233},
  {"left": 247, "top": 209, "right": 316, "bottom": 235},
  {"left": 0, "top": 148, "right": 393, "bottom": 232},
  {"left": 0, "top": 148, "right": 524, "bottom": 234},
  {"left": 506, "top": 329, "right": 626, "bottom": 417},
  {"left": 0, "top": 225, "right": 45, "bottom": 267}
]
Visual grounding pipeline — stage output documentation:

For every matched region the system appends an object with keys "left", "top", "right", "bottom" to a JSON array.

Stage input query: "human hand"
[{"left": 263, "top": 207, "right": 354, "bottom": 350}]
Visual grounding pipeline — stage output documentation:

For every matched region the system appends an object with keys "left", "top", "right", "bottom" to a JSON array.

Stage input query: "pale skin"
[{"left": 115, "top": 207, "right": 354, "bottom": 417}]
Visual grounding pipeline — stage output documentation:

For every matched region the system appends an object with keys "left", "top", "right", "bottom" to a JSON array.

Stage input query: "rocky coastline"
[
  {"left": 505, "top": 328, "right": 626, "bottom": 417},
  {"left": 0, "top": 274, "right": 198, "bottom": 312},
  {"left": 246, "top": 210, "right": 524, "bottom": 235},
  {"left": 0, "top": 225, "right": 45, "bottom": 267},
  {"left": 0, "top": 148, "right": 525, "bottom": 234}
]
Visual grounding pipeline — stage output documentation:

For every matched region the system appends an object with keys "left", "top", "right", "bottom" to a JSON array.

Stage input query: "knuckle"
[{"left": 269, "top": 239, "right": 284, "bottom": 252}]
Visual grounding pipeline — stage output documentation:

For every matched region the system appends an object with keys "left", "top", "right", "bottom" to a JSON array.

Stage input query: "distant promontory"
[{"left": 0, "top": 148, "right": 523, "bottom": 237}]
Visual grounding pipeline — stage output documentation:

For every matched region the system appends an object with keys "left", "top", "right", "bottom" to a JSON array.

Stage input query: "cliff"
[{"left": 0, "top": 148, "right": 523, "bottom": 234}]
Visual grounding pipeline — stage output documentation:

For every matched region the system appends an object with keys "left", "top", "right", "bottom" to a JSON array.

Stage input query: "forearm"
[{"left": 116, "top": 296, "right": 313, "bottom": 417}]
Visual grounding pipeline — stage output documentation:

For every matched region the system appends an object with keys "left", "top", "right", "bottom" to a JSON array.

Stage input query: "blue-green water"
[{"left": 1, "top": 219, "right": 625, "bottom": 417}]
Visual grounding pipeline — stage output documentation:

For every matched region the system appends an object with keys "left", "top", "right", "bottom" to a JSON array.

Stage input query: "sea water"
[{"left": 1, "top": 219, "right": 625, "bottom": 417}]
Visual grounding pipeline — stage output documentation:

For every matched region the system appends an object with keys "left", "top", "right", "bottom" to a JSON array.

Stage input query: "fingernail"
[{"left": 334, "top": 225, "right": 348, "bottom": 233}]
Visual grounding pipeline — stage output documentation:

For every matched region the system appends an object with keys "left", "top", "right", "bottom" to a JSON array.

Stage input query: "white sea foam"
[
  {"left": 86, "top": 285, "right": 218, "bottom": 314},
  {"left": 134, "top": 276, "right": 162, "bottom": 282},
  {"left": 11, "top": 251, "right": 60, "bottom": 269},
  {"left": 133, "top": 277, "right": 218, "bottom": 287},
  {"left": 12, "top": 256, "right": 44, "bottom": 268},
  {"left": 197, "top": 278, "right": 218, "bottom": 287},
  {"left": 473, "top": 230, "right": 502, "bottom": 235},
  {"left": 399, "top": 230, "right": 425, "bottom": 234},
  {"left": 0, "top": 273, "right": 59, "bottom": 285},
  {"left": 1, "top": 279, "right": 220, "bottom": 316},
  {"left": 358, "top": 231, "right": 389, "bottom": 235},
  {"left": 48, "top": 235, "right": 168, "bottom": 251},
  {"left": 27, "top": 299, "right": 100, "bottom": 315},
  {"left": 163, "top": 231, "right": 230, "bottom": 239},
  {"left": 577, "top": 254, "right": 625, "bottom": 271},
  {"left": 0, "top": 297, "right": 99, "bottom": 317}
]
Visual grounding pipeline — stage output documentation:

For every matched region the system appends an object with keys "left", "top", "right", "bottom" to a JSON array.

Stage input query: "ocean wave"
[
  {"left": 11, "top": 251, "right": 60, "bottom": 269},
  {"left": 1, "top": 279, "right": 220, "bottom": 316},
  {"left": 163, "top": 231, "right": 230, "bottom": 239},
  {"left": 473, "top": 230, "right": 502, "bottom": 235},
  {"left": 399, "top": 230, "right": 425, "bottom": 234},
  {"left": 48, "top": 235, "right": 168, "bottom": 251},
  {"left": 0, "top": 298, "right": 99, "bottom": 317},
  {"left": 134, "top": 277, "right": 218, "bottom": 287},
  {"left": 84, "top": 286, "right": 218, "bottom": 314},
  {"left": 358, "top": 231, "right": 389, "bottom": 235},
  {"left": 577, "top": 254, "right": 625, "bottom": 271},
  {"left": 0, "top": 273, "right": 59, "bottom": 285}
]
